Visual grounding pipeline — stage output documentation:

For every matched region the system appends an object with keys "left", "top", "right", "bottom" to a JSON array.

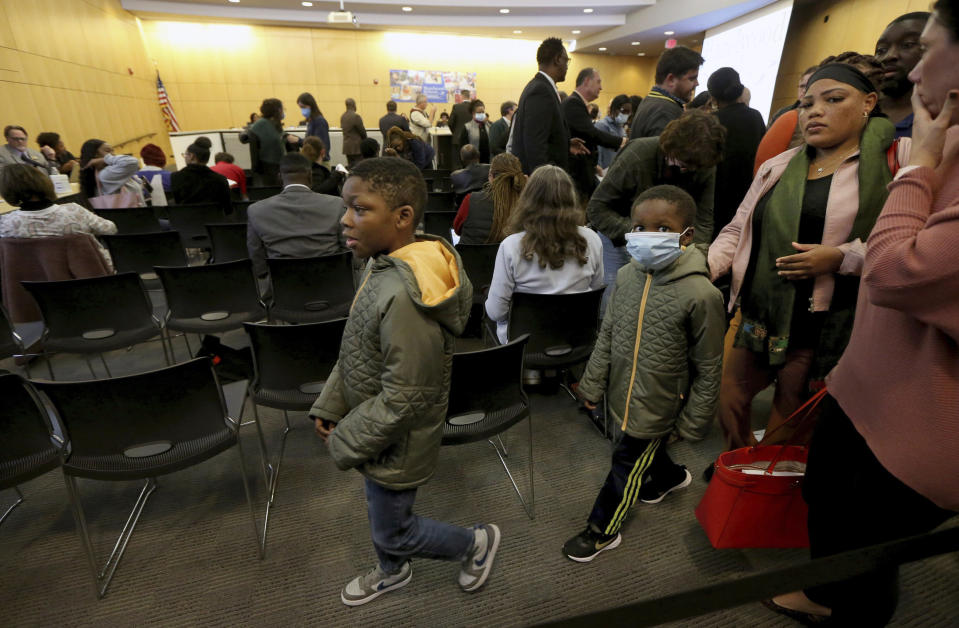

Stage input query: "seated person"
[
  {"left": 79, "top": 138, "right": 145, "bottom": 206},
  {"left": 384, "top": 126, "right": 435, "bottom": 170},
  {"left": 300, "top": 137, "right": 345, "bottom": 196},
  {"left": 450, "top": 144, "right": 490, "bottom": 198},
  {"left": 246, "top": 153, "right": 346, "bottom": 279},
  {"left": 1, "top": 125, "right": 57, "bottom": 174},
  {"left": 137, "top": 143, "right": 172, "bottom": 192},
  {"left": 359, "top": 137, "right": 380, "bottom": 162},
  {"left": 454, "top": 152, "right": 525, "bottom": 245},
  {"left": 170, "top": 143, "right": 232, "bottom": 213},
  {"left": 485, "top": 165, "right": 604, "bottom": 344},
  {"left": 36, "top": 132, "right": 79, "bottom": 175},
  {"left": 0, "top": 164, "right": 117, "bottom": 270},
  {"left": 210, "top": 151, "right": 248, "bottom": 198}
]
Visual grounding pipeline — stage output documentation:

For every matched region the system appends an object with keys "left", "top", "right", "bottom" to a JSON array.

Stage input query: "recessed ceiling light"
[
  {"left": 598, "top": 47, "right": 606, "bottom": 51},
  {"left": 583, "top": 8, "right": 594, "bottom": 13},
  {"left": 664, "top": 30, "right": 675, "bottom": 35},
  {"left": 228, "top": 0, "right": 240, "bottom": 3},
  {"left": 572, "top": 29, "right": 581, "bottom": 34},
  {"left": 499, "top": 8, "right": 510, "bottom": 13},
  {"left": 402, "top": 6, "right": 412, "bottom": 10},
  {"left": 301, "top": 1, "right": 312, "bottom": 5},
  {"left": 513, "top": 30, "right": 522, "bottom": 34},
  {"left": 631, "top": 41, "right": 640, "bottom": 45},
  {"left": 637, "top": 52, "right": 645, "bottom": 56}
]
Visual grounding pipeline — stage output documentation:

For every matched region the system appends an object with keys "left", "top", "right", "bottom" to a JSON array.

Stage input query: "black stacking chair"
[
  {"left": 0, "top": 374, "right": 61, "bottom": 526},
  {"left": 0, "top": 304, "right": 31, "bottom": 376},
  {"left": 505, "top": 287, "right": 605, "bottom": 399},
  {"left": 206, "top": 223, "right": 250, "bottom": 263},
  {"left": 102, "top": 232, "right": 188, "bottom": 290},
  {"left": 91, "top": 207, "right": 162, "bottom": 235},
  {"left": 155, "top": 259, "right": 266, "bottom": 360},
  {"left": 247, "top": 186, "right": 282, "bottom": 201},
  {"left": 423, "top": 169, "right": 452, "bottom": 192},
  {"left": 455, "top": 243, "right": 499, "bottom": 301},
  {"left": 424, "top": 211, "right": 457, "bottom": 240},
  {"left": 167, "top": 203, "right": 229, "bottom": 250},
  {"left": 21, "top": 273, "right": 168, "bottom": 379},
  {"left": 442, "top": 335, "right": 533, "bottom": 518},
  {"left": 266, "top": 253, "right": 355, "bottom": 323},
  {"left": 232, "top": 200, "right": 254, "bottom": 223},
  {"left": 426, "top": 191, "right": 456, "bottom": 212},
  {"left": 243, "top": 318, "right": 346, "bottom": 520},
  {"left": 34, "top": 358, "right": 262, "bottom": 598}
]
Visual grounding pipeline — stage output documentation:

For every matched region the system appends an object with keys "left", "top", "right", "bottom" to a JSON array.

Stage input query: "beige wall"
[
  {"left": 139, "top": 20, "right": 657, "bottom": 131},
  {"left": 771, "top": 0, "right": 932, "bottom": 114},
  {"left": 0, "top": 0, "right": 172, "bottom": 160}
]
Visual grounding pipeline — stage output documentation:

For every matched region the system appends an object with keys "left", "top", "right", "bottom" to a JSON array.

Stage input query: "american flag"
[{"left": 157, "top": 74, "right": 180, "bottom": 132}]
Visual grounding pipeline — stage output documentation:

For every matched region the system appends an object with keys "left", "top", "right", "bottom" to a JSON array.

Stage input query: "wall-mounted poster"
[{"left": 390, "top": 69, "right": 476, "bottom": 103}]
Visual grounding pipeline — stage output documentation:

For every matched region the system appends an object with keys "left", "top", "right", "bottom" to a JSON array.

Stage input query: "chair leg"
[
  {"left": 487, "top": 415, "right": 535, "bottom": 520},
  {"left": 248, "top": 401, "right": 274, "bottom": 495},
  {"left": 0, "top": 486, "right": 25, "bottom": 526},
  {"left": 63, "top": 474, "right": 157, "bottom": 599},
  {"left": 234, "top": 435, "right": 266, "bottom": 559},
  {"left": 559, "top": 369, "right": 579, "bottom": 402},
  {"left": 44, "top": 351, "right": 55, "bottom": 380},
  {"left": 98, "top": 353, "right": 112, "bottom": 378},
  {"left": 183, "top": 333, "right": 193, "bottom": 357}
]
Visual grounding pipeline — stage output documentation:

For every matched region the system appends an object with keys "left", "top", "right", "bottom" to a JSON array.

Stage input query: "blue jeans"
[
  {"left": 364, "top": 477, "right": 474, "bottom": 574},
  {"left": 598, "top": 231, "right": 630, "bottom": 316}
]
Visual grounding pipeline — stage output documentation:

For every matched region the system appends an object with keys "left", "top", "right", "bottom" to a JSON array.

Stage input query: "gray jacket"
[
  {"left": 0, "top": 145, "right": 57, "bottom": 175},
  {"left": 246, "top": 184, "right": 345, "bottom": 277}
]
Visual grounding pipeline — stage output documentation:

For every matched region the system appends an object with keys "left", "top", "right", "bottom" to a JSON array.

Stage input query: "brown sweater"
[{"left": 827, "top": 129, "right": 959, "bottom": 512}]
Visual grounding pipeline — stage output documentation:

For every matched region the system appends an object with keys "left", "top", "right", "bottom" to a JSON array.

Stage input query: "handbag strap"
[{"left": 757, "top": 387, "right": 828, "bottom": 474}]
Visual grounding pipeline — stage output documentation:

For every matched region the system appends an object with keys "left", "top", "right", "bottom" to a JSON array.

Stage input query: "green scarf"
[{"left": 736, "top": 117, "right": 895, "bottom": 375}]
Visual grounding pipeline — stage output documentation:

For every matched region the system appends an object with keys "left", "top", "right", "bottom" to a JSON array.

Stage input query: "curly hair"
[
  {"left": 260, "top": 98, "right": 284, "bottom": 132},
  {"left": 485, "top": 153, "right": 526, "bottom": 244},
  {"left": 817, "top": 52, "right": 884, "bottom": 92},
  {"left": 507, "top": 165, "right": 587, "bottom": 269},
  {"left": 659, "top": 110, "right": 726, "bottom": 171},
  {"left": 348, "top": 157, "right": 428, "bottom": 225},
  {"left": 36, "top": 132, "right": 60, "bottom": 149}
]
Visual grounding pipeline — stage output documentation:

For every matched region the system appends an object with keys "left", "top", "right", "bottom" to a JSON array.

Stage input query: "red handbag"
[{"left": 695, "top": 388, "right": 828, "bottom": 549}]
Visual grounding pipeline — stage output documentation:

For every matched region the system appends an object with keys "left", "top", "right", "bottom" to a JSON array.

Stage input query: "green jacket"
[
  {"left": 587, "top": 137, "right": 715, "bottom": 247},
  {"left": 577, "top": 246, "right": 725, "bottom": 440},
  {"left": 310, "top": 236, "right": 473, "bottom": 489}
]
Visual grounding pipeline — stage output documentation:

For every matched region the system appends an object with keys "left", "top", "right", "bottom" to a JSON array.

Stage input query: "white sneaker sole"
[
  {"left": 566, "top": 532, "right": 622, "bottom": 563},
  {"left": 461, "top": 524, "right": 501, "bottom": 592},
  {"left": 341, "top": 566, "right": 413, "bottom": 607},
  {"left": 640, "top": 468, "right": 693, "bottom": 504}
]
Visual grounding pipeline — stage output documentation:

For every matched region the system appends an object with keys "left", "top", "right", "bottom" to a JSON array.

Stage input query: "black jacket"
[
  {"left": 564, "top": 91, "right": 622, "bottom": 199},
  {"left": 378, "top": 112, "right": 410, "bottom": 139},
  {"left": 712, "top": 103, "right": 766, "bottom": 237},
  {"left": 448, "top": 102, "right": 472, "bottom": 146},
  {"left": 451, "top": 163, "right": 490, "bottom": 196},
  {"left": 629, "top": 90, "right": 684, "bottom": 139},
  {"left": 510, "top": 73, "right": 570, "bottom": 174},
  {"left": 170, "top": 164, "right": 232, "bottom": 213}
]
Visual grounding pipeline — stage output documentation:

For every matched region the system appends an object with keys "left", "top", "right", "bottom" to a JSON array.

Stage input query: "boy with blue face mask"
[{"left": 564, "top": 185, "right": 726, "bottom": 562}]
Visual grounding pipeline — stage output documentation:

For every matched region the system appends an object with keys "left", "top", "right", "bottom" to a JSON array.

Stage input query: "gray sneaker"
[
  {"left": 340, "top": 561, "right": 412, "bottom": 607},
  {"left": 458, "top": 524, "right": 501, "bottom": 592}
]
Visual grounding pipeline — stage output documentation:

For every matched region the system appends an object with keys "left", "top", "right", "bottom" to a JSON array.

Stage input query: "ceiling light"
[
  {"left": 499, "top": 8, "right": 510, "bottom": 13},
  {"left": 402, "top": 6, "right": 412, "bottom": 11},
  {"left": 637, "top": 52, "right": 645, "bottom": 56},
  {"left": 664, "top": 30, "right": 675, "bottom": 35},
  {"left": 583, "top": 8, "right": 594, "bottom": 13},
  {"left": 631, "top": 41, "right": 639, "bottom": 45},
  {"left": 513, "top": 30, "right": 522, "bottom": 34},
  {"left": 572, "top": 29, "right": 581, "bottom": 34},
  {"left": 228, "top": 0, "right": 240, "bottom": 3},
  {"left": 301, "top": 1, "right": 312, "bottom": 5},
  {"left": 598, "top": 47, "right": 606, "bottom": 51}
]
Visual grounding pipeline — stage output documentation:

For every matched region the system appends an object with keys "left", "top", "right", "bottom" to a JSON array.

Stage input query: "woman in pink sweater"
[{"left": 766, "top": 6, "right": 959, "bottom": 625}]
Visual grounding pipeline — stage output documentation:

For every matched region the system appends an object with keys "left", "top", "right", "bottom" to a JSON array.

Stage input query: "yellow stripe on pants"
[{"left": 604, "top": 438, "right": 661, "bottom": 536}]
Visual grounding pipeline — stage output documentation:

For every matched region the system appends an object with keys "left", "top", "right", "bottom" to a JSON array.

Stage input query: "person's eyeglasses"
[{"left": 8, "top": 136, "right": 27, "bottom": 143}]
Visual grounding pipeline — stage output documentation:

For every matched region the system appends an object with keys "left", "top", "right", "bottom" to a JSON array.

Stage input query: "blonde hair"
[
  {"left": 507, "top": 165, "right": 587, "bottom": 269},
  {"left": 485, "top": 153, "right": 526, "bottom": 243}
]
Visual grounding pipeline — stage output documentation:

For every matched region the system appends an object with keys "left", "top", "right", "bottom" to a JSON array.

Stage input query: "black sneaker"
[
  {"left": 703, "top": 462, "right": 716, "bottom": 483},
  {"left": 639, "top": 466, "right": 693, "bottom": 504},
  {"left": 563, "top": 526, "right": 622, "bottom": 563}
]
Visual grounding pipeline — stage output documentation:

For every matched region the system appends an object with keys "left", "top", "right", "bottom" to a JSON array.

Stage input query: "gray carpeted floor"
[{"left": 2, "top": 330, "right": 957, "bottom": 627}]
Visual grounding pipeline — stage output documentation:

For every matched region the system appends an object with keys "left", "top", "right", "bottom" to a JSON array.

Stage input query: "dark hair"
[
  {"left": 575, "top": 67, "right": 596, "bottom": 87},
  {"left": 280, "top": 152, "right": 312, "bottom": 176},
  {"left": 460, "top": 144, "right": 480, "bottom": 164},
  {"left": 889, "top": 11, "right": 932, "bottom": 27},
  {"left": 360, "top": 137, "right": 380, "bottom": 159},
  {"left": 36, "top": 132, "right": 60, "bottom": 149},
  {"left": 461, "top": 89, "right": 472, "bottom": 98},
  {"left": 260, "top": 98, "right": 284, "bottom": 132},
  {"left": 79, "top": 138, "right": 107, "bottom": 198},
  {"left": 301, "top": 136, "right": 327, "bottom": 162},
  {"left": 688, "top": 92, "right": 712, "bottom": 109},
  {"left": 387, "top": 100, "right": 398, "bottom": 112},
  {"left": 249, "top": 112, "right": 258, "bottom": 124},
  {"left": 345, "top": 98, "right": 357, "bottom": 111},
  {"left": 187, "top": 143, "right": 210, "bottom": 164},
  {"left": 801, "top": 65, "right": 820, "bottom": 79},
  {"left": 817, "top": 52, "right": 885, "bottom": 92},
  {"left": 440, "top": 111, "right": 449, "bottom": 119},
  {"left": 509, "top": 165, "right": 587, "bottom": 270},
  {"left": 297, "top": 92, "right": 322, "bottom": 118},
  {"left": 609, "top": 94, "right": 630, "bottom": 114},
  {"left": 485, "top": 153, "right": 526, "bottom": 243},
  {"left": 933, "top": 1, "right": 959, "bottom": 41},
  {"left": 659, "top": 110, "right": 726, "bottom": 171},
  {"left": 655, "top": 46, "right": 705, "bottom": 84},
  {"left": 632, "top": 184, "right": 697, "bottom": 228},
  {"left": 214, "top": 152, "right": 234, "bottom": 163},
  {"left": 707, "top": 67, "right": 745, "bottom": 103},
  {"left": 537, "top": 37, "right": 566, "bottom": 65},
  {"left": 348, "top": 157, "right": 428, "bottom": 225},
  {"left": 469, "top": 99, "right": 486, "bottom": 114},
  {"left": 3, "top": 125, "right": 26, "bottom": 139},
  {"left": 0, "top": 164, "right": 56, "bottom": 206},
  {"left": 194, "top": 136, "right": 213, "bottom": 150},
  {"left": 500, "top": 100, "right": 517, "bottom": 117}
]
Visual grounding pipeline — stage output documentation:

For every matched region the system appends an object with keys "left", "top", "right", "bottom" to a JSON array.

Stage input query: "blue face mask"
[
  {"left": 615, "top": 112, "right": 629, "bottom": 125},
  {"left": 300, "top": 107, "right": 311, "bottom": 117},
  {"left": 624, "top": 229, "right": 691, "bottom": 270},
  {"left": 474, "top": 113, "right": 487, "bottom": 122}
]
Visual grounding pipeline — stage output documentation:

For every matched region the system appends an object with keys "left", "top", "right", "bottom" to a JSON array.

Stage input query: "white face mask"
[
  {"left": 624, "top": 228, "right": 691, "bottom": 270},
  {"left": 474, "top": 112, "right": 487, "bottom": 122},
  {"left": 615, "top": 112, "right": 629, "bottom": 125}
]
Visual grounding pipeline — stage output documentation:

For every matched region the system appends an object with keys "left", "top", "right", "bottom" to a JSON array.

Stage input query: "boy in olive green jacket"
[{"left": 564, "top": 185, "right": 725, "bottom": 563}]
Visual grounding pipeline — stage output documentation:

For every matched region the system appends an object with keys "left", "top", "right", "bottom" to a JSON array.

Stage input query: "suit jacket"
[
  {"left": 246, "top": 185, "right": 346, "bottom": 277},
  {"left": 170, "top": 164, "right": 232, "bottom": 213},
  {"left": 510, "top": 73, "right": 569, "bottom": 174},
  {"left": 378, "top": 112, "right": 410, "bottom": 139},
  {"left": 448, "top": 101, "right": 472, "bottom": 146},
  {"left": 340, "top": 110, "right": 367, "bottom": 156},
  {"left": 451, "top": 163, "right": 490, "bottom": 195},
  {"left": 564, "top": 91, "right": 622, "bottom": 198},
  {"left": 488, "top": 118, "right": 510, "bottom": 156},
  {"left": 0, "top": 145, "right": 57, "bottom": 175}
]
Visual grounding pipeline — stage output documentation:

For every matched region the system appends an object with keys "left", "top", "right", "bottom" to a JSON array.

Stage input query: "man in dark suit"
[
  {"left": 341, "top": 98, "right": 367, "bottom": 167},
  {"left": 488, "top": 100, "right": 516, "bottom": 156},
  {"left": 246, "top": 153, "right": 345, "bottom": 279},
  {"left": 564, "top": 68, "right": 625, "bottom": 202},
  {"left": 447, "top": 89, "right": 473, "bottom": 169},
  {"left": 450, "top": 144, "right": 490, "bottom": 203},
  {"left": 170, "top": 142, "right": 232, "bottom": 213},
  {"left": 378, "top": 100, "right": 409, "bottom": 150},
  {"left": 510, "top": 37, "right": 588, "bottom": 175}
]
